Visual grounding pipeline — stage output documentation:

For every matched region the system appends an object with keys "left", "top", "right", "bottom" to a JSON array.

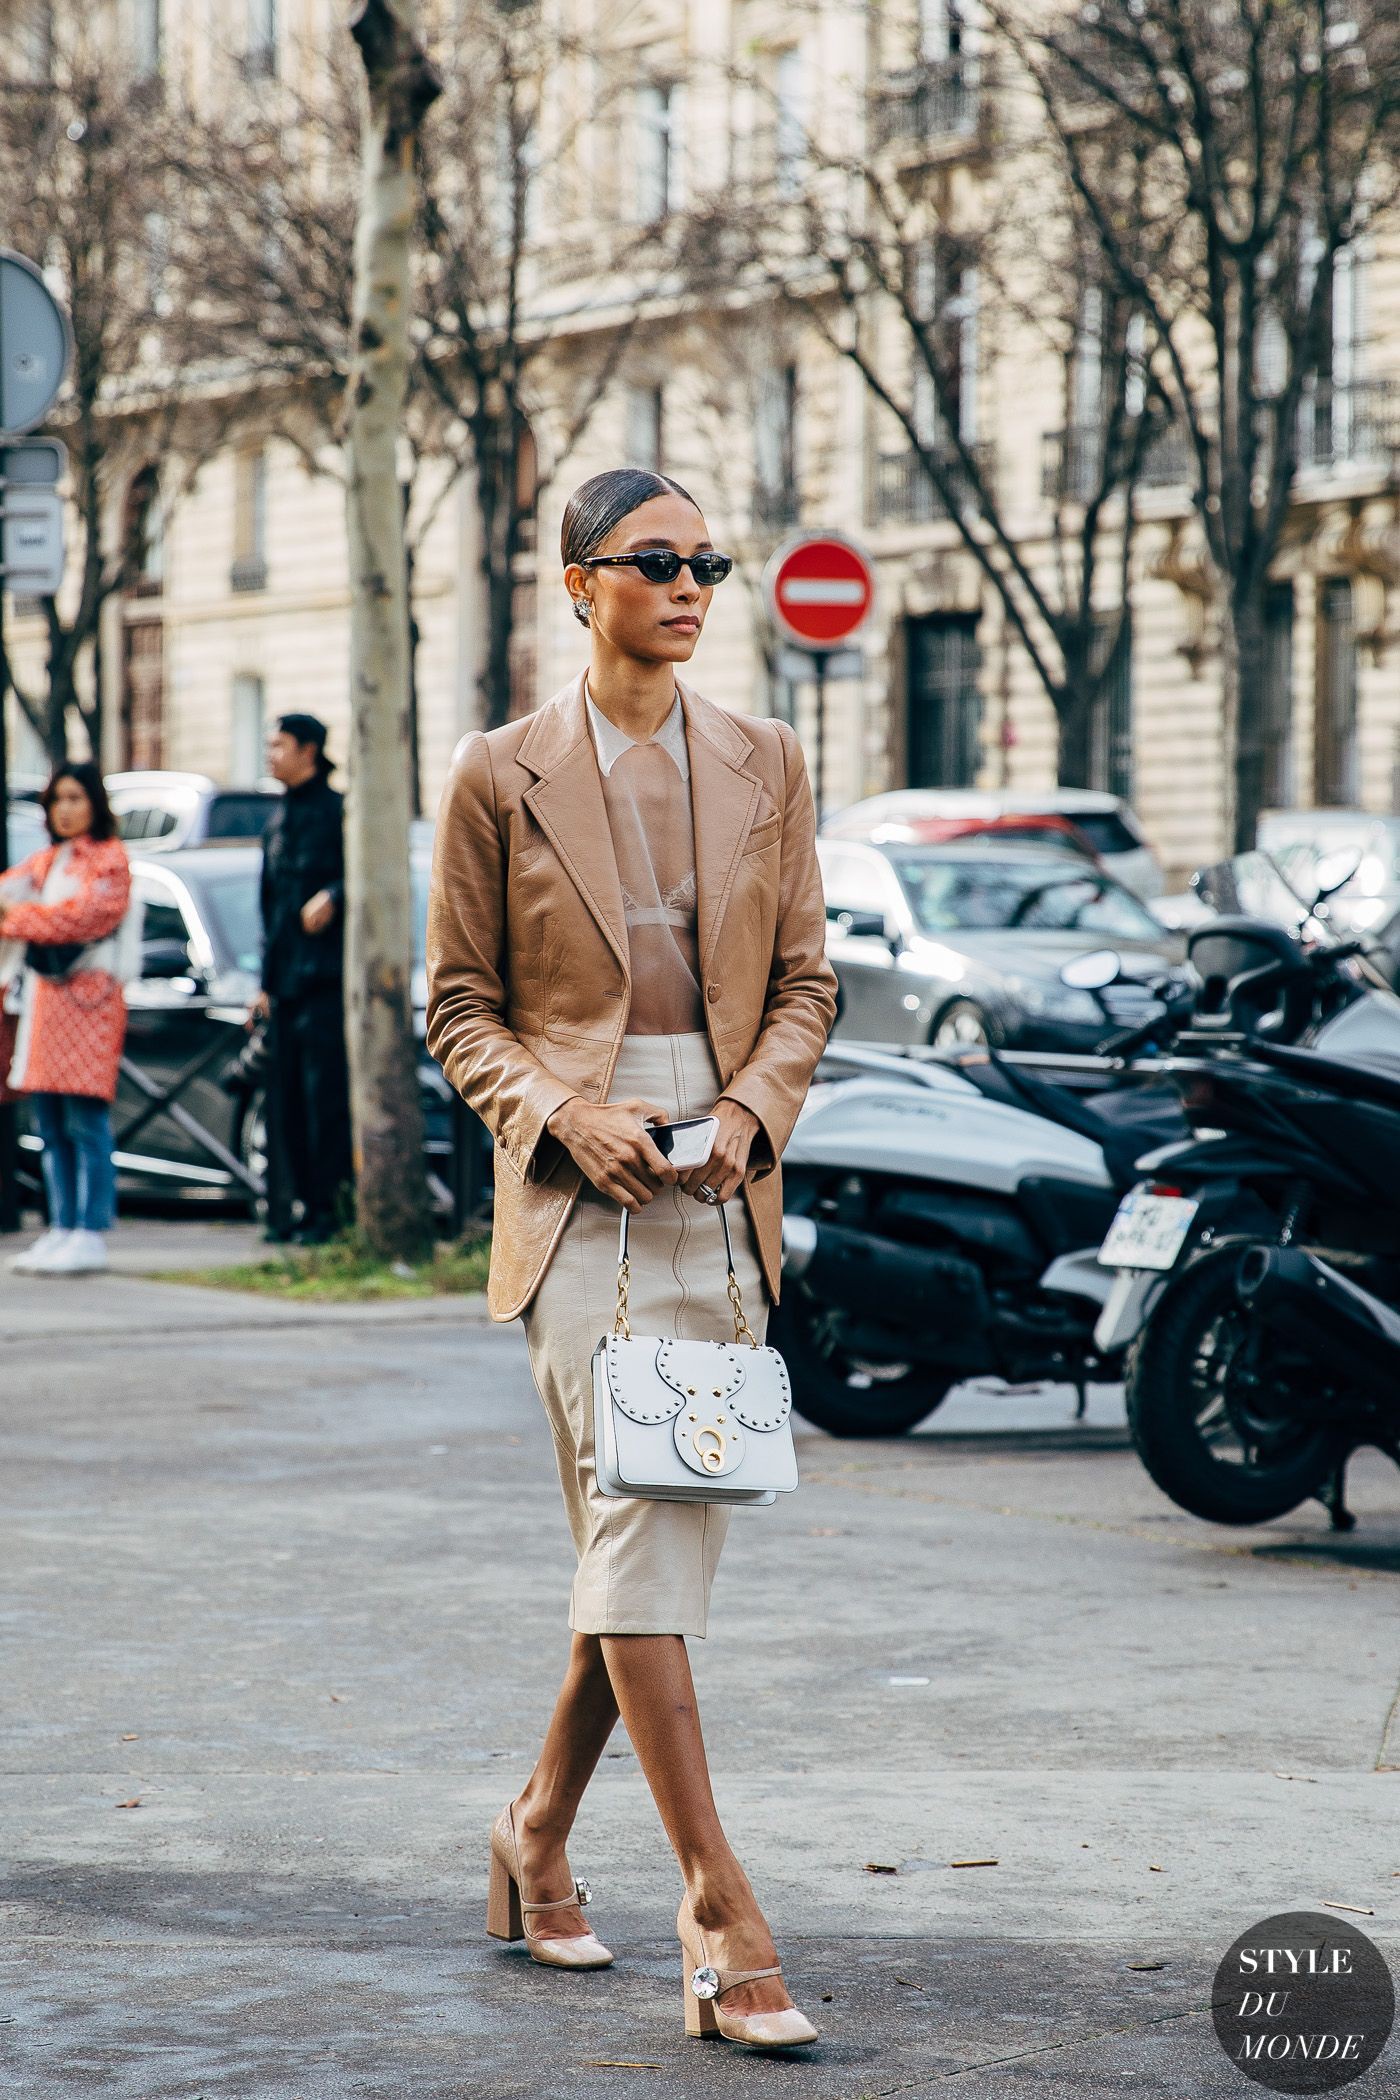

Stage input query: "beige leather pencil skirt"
[{"left": 521, "top": 1031, "right": 768, "bottom": 1638}]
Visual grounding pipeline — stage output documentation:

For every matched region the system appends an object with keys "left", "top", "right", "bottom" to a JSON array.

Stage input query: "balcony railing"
[
  {"left": 1041, "top": 421, "right": 1193, "bottom": 499},
  {"left": 1044, "top": 381, "right": 1400, "bottom": 503},
  {"left": 1303, "top": 379, "right": 1400, "bottom": 470},
  {"left": 875, "top": 442, "right": 995, "bottom": 524},
  {"left": 872, "top": 63, "right": 980, "bottom": 152},
  {"left": 230, "top": 554, "right": 268, "bottom": 594}
]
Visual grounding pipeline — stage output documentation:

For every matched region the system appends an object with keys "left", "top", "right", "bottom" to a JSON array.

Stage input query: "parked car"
[
  {"left": 14, "top": 832, "right": 458, "bottom": 1210},
  {"left": 105, "top": 770, "right": 281, "bottom": 850},
  {"left": 818, "top": 837, "right": 1184, "bottom": 1051},
  {"left": 824, "top": 788, "right": 1163, "bottom": 898},
  {"left": 4, "top": 798, "right": 50, "bottom": 864}
]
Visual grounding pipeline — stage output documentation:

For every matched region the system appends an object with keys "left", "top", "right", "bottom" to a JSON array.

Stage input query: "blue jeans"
[{"left": 30, "top": 1092, "right": 118, "bottom": 1233}]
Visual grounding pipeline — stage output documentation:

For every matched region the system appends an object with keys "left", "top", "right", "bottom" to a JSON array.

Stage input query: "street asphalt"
[{"left": 2, "top": 1225, "right": 1398, "bottom": 2098}]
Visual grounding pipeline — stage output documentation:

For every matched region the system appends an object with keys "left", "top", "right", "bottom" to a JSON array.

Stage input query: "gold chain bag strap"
[{"left": 591, "top": 1200, "right": 799, "bottom": 1506}]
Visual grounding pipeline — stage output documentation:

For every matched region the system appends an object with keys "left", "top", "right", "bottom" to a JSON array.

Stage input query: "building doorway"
[{"left": 905, "top": 611, "right": 981, "bottom": 787}]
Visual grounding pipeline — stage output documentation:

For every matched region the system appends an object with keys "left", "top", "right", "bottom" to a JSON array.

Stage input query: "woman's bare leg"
[
  {"left": 600, "top": 1632, "right": 792, "bottom": 2017},
  {"left": 511, "top": 1632, "right": 620, "bottom": 1938}
]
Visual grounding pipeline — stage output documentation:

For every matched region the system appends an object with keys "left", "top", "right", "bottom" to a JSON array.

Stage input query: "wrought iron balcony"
[
  {"left": 230, "top": 554, "right": 268, "bottom": 594},
  {"left": 1042, "top": 421, "right": 1193, "bottom": 499},
  {"left": 875, "top": 443, "right": 994, "bottom": 524},
  {"left": 872, "top": 63, "right": 979, "bottom": 152},
  {"left": 1303, "top": 378, "right": 1400, "bottom": 470}
]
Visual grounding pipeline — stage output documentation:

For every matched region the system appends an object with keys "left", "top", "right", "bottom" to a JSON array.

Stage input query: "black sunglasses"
[{"left": 580, "top": 548, "right": 734, "bottom": 587}]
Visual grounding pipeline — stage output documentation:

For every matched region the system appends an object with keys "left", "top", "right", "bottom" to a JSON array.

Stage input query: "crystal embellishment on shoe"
[{"left": 691, "top": 1964, "right": 722, "bottom": 2000}]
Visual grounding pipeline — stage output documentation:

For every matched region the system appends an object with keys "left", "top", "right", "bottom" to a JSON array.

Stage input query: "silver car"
[{"left": 819, "top": 838, "right": 1184, "bottom": 1051}]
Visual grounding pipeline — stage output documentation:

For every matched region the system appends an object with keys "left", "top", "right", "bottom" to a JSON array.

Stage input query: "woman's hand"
[
  {"left": 678, "top": 1098, "right": 760, "bottom": 1205},
  {"left": 546, "top": 1095, "right": 678, "bottom": 1212}
]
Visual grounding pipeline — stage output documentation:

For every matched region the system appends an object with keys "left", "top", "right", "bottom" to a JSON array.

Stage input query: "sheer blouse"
[{"left": 587, "top": 690, "right": 705, "bottom": 1036}]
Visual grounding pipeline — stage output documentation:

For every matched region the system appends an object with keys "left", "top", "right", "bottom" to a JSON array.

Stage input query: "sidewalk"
[{"left": 4, "top": 1261, "right": 1398, "bottom": 2097}]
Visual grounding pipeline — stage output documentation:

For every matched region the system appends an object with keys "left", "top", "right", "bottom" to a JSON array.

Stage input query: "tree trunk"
[
  {"left": 476, "top": 417, "right": 520, "bottom": 731},
  {"left": 344, "top": 0, "right": 440, "bottom": 1260},
  {"left": 1055, "top": 679, "right": 1096, "bottom": 790},
  {"left": 1224, "top": 585, "right": 1270, "bottom": 855}
]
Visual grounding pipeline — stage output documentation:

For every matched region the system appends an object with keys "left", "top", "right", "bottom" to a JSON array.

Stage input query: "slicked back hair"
[{"left": 560, "top": 467, "right": 700, "bottom": 569}]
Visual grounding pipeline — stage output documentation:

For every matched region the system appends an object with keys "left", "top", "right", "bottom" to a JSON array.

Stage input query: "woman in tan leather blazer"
[{"left": 426, "top": 467, "right": 836, "bottom": 2050}]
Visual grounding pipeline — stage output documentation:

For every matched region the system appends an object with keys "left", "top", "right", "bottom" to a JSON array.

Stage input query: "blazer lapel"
[
  {"left": 681, "top": 683, "right": 762, "bottom": 980},
  {"left": 521, "top": 680, "right": 630, "bottom": 981}
]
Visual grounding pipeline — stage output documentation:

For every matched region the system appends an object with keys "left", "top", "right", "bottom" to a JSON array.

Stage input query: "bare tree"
[
  {"left": 0, "top": 17, "right": 212, "bottom": 762},
  {"left": 679, "top": 35, "right": 1166, "bottom": 787},
  {"left": 1003, "top": 0, "right": 1400, "bottom": 847},
  {"left": 175, "top": 9, "right": 659, "bottom": 785},
  {"left": 342, "top": 0, "right": 440, "bottom": 1262}
]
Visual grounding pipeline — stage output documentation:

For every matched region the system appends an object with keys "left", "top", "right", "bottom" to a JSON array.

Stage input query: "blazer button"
[{"left": 707, "top": 983, "right": 720, "bottom": 1003}]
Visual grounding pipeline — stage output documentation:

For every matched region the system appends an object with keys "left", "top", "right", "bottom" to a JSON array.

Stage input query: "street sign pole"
[
  {"left": 763, "top": 532, "right": 876, "bottom": 819},
  {"left": 811, "top": 649, "right": 829, "bottom": 819}
]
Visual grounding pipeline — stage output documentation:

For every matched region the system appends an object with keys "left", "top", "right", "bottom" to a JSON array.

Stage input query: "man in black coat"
[{"left": 249, "top": 714, "right": 353, "bottom": 1243}]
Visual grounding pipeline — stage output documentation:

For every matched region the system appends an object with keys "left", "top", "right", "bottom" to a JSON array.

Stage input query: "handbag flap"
[
  {"left": 655, "top": 1338, "right": 746, "bottom": 1405},
  {"left": 726, "top": 1345, "right": 793, "bottom": 1432},
  {"left": 601, "top": 1333, "right": 686, "bottom": 1424}
]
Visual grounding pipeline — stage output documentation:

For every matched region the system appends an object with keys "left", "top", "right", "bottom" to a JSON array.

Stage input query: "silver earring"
[{"left": 573, "top": 598, "right": 591, "bottom": 626}]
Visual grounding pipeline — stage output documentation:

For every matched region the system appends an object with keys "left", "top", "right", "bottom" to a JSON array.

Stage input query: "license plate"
[{"left": 1097, "top": 1188, "right": 1200, "bottom": 1270}]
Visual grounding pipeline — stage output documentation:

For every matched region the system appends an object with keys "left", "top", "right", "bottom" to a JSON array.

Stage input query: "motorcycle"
[
  {"left": 772, "top": 957, "right": 1191, "bottom": 1436},
  {"left": 1096, "top": 852, "right": 1400, "bottom": 1526}
]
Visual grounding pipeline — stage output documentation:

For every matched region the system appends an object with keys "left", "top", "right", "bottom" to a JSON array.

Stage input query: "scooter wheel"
[
  {"left": 769, "top": 1293, "right": 954, "bottom": 1438},
  {"left": 1125, "top": 1244, "right": 1339, "bottom": 1525}
]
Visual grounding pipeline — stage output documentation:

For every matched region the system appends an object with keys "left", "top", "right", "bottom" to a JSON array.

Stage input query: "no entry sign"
[{"left": 764, "top": 532, "right": 875, "bottom": 652}]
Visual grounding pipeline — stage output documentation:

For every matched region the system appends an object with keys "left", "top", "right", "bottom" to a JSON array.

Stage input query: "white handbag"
[{"left": 592, "top": 1201, "right": 799, "bottom": 1506}]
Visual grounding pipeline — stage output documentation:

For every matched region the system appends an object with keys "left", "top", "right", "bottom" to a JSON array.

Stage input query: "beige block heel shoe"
[
  {"left": 678, "top": 1896, "right": 818, "bottom": 2050},
  {"left": 486, "top": 1801, "right": 613, "bottom": 1970}
]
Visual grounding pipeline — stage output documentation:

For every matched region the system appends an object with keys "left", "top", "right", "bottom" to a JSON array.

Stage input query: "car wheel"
[
  {"left": 236, "top": 1092, "right": 270, "bottom": 1223},
  {"left": 931, "top": 999, "right": 993, "bottom": 1051}
]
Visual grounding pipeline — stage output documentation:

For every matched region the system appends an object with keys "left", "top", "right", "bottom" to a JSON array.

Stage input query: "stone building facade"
[{"left": 5, "top": 0, "right": 1399, "bottom": 885}]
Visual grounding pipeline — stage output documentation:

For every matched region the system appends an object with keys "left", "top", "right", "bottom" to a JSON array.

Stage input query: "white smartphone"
[{"left": 648, "top": 1114, "right": 719, "bottom": 1169}]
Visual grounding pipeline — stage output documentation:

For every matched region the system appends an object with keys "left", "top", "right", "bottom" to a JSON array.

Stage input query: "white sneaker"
[
  {"left": 7, "top": 1227, "right": 72, "bottom": 1274},
  {"left": 42, "top": 1228, "right": 108, "bottom": 1274}
]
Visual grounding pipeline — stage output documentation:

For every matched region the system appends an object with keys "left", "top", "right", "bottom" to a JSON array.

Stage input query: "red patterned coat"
[{"left": 0, "top": 836, "right": 133, "bottom": 1101}]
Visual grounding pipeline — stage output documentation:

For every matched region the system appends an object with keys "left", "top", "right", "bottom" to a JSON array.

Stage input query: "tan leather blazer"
[{"left": 426, "top": 671, "right": 838, "bottom": 1320}]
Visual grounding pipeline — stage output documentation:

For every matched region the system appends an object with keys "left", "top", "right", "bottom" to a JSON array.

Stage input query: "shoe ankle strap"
[
  {"left": 522, "top": 1881, "right": 589, "bottom": 1916},
  {"left": 712, "top": 1963, "right": 784, "bottom": 1997}
]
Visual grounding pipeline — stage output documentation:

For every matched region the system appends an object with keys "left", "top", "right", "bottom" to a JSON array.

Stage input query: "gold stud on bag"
[{"left": 591, "top": 1202, "right": 799, "bottom": 1505}]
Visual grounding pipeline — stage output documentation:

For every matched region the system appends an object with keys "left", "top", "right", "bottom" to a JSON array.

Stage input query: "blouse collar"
[{"left": 584, "top": 684, "right": 690, "bottom": 782}]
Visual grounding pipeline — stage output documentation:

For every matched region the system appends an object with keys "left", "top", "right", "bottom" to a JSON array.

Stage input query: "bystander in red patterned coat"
[{"left": 0, "top": 836, "right": 133, "bottom": 1101}]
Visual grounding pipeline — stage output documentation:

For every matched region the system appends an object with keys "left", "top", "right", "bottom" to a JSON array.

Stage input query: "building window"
[
  {"left": 245, "top": 0, "right": 277, "bottom": 77},
  {"left": 625, "top": 384, "right": 663, "bottom": 472},
  {"left": 1316, "top": 578, "right": 1358, "bottom": 804},
  {"left": 133, "top": 0, "right": 161, "bottom": 80},
  {"left": 231, "top": 673, "right": 266, "bottom": 784},
  {"left": 14, "top": 0, "right": 53, "bottom": 82},
  {"left": 125, "top": 465, "right": 164, "bottom": 597},
  {"left": 911, "top": 239, "right": 979, "bottom": 447},
  {"left": 1262, "top": 581, "right": 1296, "bottom": 808},
  {"left": 774, "top": 46, "right": 805, "bottom": 196},
  {"left": 754, "top": 364, "right": 799, "bottom": 529},
  {"left": 906, "top": 612, "right": 981, "bottom": 788},
  {"left": 232, "top": 447, "right": 268, "bottom": 592},
  {"left": 634, "top": 83, "right": 681, "bottom": 222}
]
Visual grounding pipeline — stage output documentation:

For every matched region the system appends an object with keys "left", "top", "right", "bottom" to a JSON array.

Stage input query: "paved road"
[{"left": 3, "top": 1266, "right": 1398, "bottom": 2097}]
